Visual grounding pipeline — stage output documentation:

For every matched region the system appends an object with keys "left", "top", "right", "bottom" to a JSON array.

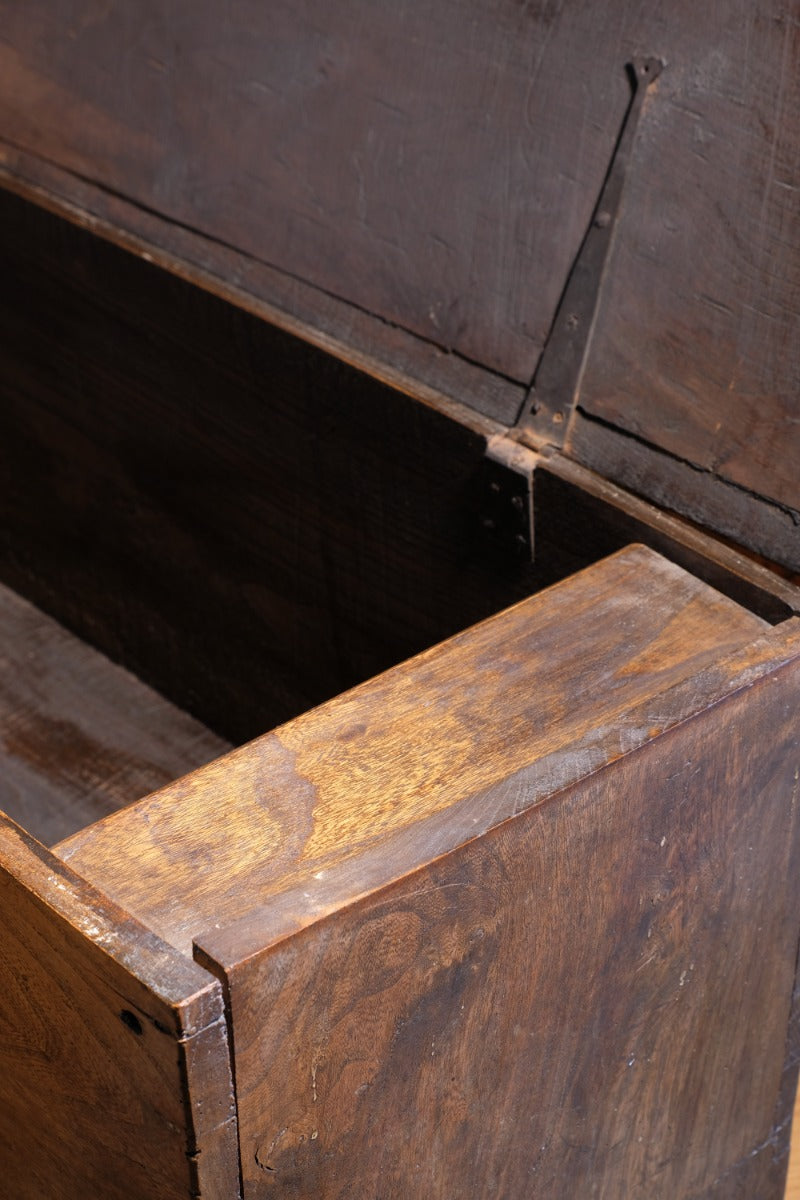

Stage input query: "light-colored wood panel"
[{"left": 56, "top": 546, "right": 769, "bottom": 957}]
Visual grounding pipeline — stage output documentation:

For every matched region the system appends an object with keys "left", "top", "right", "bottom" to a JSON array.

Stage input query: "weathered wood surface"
[
  {"left": 41, "top": 550, "right": 800, "bottom": 1198},
  {"left": 0, "top": 580, "right": 230, "bottom": 845},
  {"left": 565, "top": 409, "right": 800, "bottom": 574},
  {"left": 202, "top": 650, "right": 800, "bottom": 1199},
  {"left": 0, "top": 152, "right": 524, "bottom": 430},
  {"left": 56, "top": 546, "right": 769, "bottom": 957},
  {"left": 568, "top": 1, "right": 800, "bottom": 517},
  {"left": 0, "top": 185, "right": 540, "bottom": 744},
  {"left": 1, "top": 0, "right": 799, "bottom": 544},
  {"left": 531, "top": 449, "right": 800, "bottom": 622},
  {"left": 0, "top": 0, "right": 621, "bottom": 383},
  {"left": 783, "top": 999, "right": 800, "bottom": 1198},
  {"left": 0, "top": 812, "right": 240, "bottom": 1199}
]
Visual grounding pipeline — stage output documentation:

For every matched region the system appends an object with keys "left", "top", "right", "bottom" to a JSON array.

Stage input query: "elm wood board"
[
  {"left": 0, "top": 185, "right": 542, "bottom": 745},
  {"left": 0, "top": 579, "right": 230, "bottom": 846},
  {"left": 1, "top": 3, "right": 799, "bottom": 538},
  {"left": 196, "top": 642, "right": 800, "bottom": 1199},
  {"left": 54, "top": 545, "right": 770, "bottom": 958},
  {"left": 0, "top": 813, "right": 240, "bottom": 1199}
]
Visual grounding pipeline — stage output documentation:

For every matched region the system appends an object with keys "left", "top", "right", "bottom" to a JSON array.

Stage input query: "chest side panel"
[{"left": 213, "top": 658, "right": 800, "bottom": 1198}]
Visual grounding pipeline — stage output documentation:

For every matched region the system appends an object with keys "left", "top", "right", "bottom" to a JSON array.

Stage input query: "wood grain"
[
  {"left": 0, "top": 812, "right": 240, "bottom": 1198},
  {"left": 55, "top": 546, "right": 770, "bottom": 957},
  {"left": 571, "top": 5, "right": 800, "bottom": 518},
  {"left": 203, "top": 632, "right": 800, "bottom": 1199},
  {"left": 0, "top": 1, "right": 798, "bottom": 539},
  {"left": 0, "top": 0, "right": 623, "bottom": 381},
  {"left": 565, "top": 409, "right": 800, "bottom": 574},
  {"left": 0, "top": 150, "right": 524, "bottom": 430},
  {"left": 531, "top": 449, "right": 800, "bottom": 622},
  {"left": 0, "top": 580, "right": 230, "bottom": 846}
]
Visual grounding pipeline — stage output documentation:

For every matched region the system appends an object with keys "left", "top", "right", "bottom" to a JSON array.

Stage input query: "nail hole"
[{"left": 120, "top": 1009, "right": 143, "bottom": 1035}]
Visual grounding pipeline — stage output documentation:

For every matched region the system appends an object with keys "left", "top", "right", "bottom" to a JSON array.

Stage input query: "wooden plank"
[
  {"left": 565, "top": 409, "right": 800, "bottom": 574},
  {"left": 54, "top": 546, "right": 769, "bottom": 956},
  {"left": 0, "top": 580, "right": 230, "bottom": 845},
  {"left": 531, "top": 450, "right": 800, "bottom": 621},
  {"left": 1, "top": 2, "right": 799, "bottom": 538},
  {"left": 197, "top": 629, "right": 800, "bottom": 1199},
  {"left": 0, "top": 0, "right": 625, "bottom": 382},
  {"left": 0, "top": 813, "right": 240, "bottom": 1198},
  {"left": 572, "top": 2, "right": 800, "bottom": 519},
  {"left": 0, "top": 154, "right": 524, "bottom": 430}
]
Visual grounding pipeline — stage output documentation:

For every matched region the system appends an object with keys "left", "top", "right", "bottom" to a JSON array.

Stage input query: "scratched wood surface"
[
  {"left": 53, "top": 547, "right": 800, "bottom": 1197},
  {"left": 0, "top": 0, "right": 620, "bottom": 383},
  {"left": 569, "top": 3, "right": 800, "bottom": 520},
  {"left": 203, "top": 650, "right": 800, "bottom": 1199},
  {"left": 55, "top": 546, "right": 771, "bottom": 956},
  {"left": 0, "top": 812, "right": 240, "bottom": 1199},
  {"left": 0, "top": 580, "right": 230, "bottom": 846},
  {"left": 0, "top": 0, "right": 798, "bottom": 551}
]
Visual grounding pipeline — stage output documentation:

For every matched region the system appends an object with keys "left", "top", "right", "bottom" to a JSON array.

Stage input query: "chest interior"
[{"left": 0, "top": 175, "right": 797, "bottom": 853}]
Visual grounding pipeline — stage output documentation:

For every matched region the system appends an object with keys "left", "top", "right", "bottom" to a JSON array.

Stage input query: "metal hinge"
[
  {"left": 515, "top": 57, "right": 664, "bottom": 447},
  {"left": 477, "top": 435, "right": 541, "bottom": 562}
]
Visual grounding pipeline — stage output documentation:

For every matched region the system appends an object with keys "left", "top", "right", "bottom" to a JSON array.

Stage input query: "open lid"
[{"left": 0, "top": 2, "right": 797, "bottom": 566}]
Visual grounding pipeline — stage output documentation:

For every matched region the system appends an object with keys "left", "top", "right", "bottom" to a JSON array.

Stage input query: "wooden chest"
[{"left": 0, "top": 3, "right": 799, "bottom": 1197}]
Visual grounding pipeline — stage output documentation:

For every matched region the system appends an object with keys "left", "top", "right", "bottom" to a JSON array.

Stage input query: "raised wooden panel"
[{"left": 0, "top": 814, "right": 240, "bottom": 1199}]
